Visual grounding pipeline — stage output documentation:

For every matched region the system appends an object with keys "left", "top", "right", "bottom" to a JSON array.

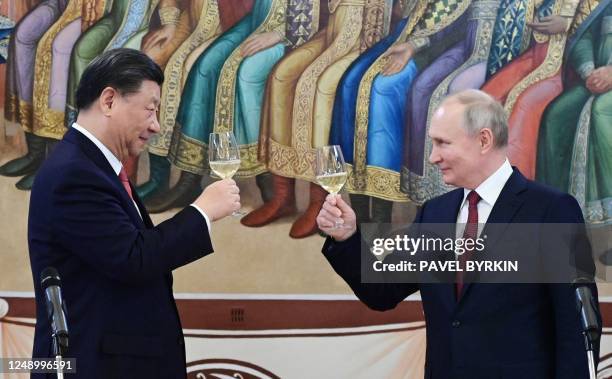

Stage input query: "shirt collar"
[
  {"left": 462, "top": 158, "right": 513, "bottom": 208},
  {"left": 71, "top": 122, "right": 123, "bottom": 175}
]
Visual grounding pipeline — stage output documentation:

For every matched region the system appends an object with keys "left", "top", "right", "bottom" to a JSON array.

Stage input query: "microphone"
[
  {"left": 573, "top": 278, "right": 600, "bottom": 343},
  {"left": 40, "top": 267, "right": 69, "bottom": 356}
]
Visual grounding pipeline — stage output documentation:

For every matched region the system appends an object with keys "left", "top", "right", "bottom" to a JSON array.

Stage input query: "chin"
[
  {"left": 441, "top": 174, "right": 456, "bottom": 187},
  {"left": 128, "top": 148, "right": 143, "bottom": 158}
]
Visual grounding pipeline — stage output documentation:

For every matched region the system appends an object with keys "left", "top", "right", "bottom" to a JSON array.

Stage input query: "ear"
[
  {"left": 99, "top": 87, "right": 118, "bottom": 116},
  {"left": 479, "top": 128, "right": 495, "bottom": 153}
]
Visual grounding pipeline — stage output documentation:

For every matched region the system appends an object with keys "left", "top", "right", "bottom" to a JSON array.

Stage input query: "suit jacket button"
[
  {"left": 452, "top": 320, "right": 461, "bottom": 328},
  {"left": 178, "top": 337, "right": 185, "bottom": 346}
]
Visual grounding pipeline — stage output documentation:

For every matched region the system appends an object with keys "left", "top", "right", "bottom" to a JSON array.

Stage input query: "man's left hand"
[
  {"left": 142, "top": 24, "right": 177, "bottom": 53},
  {"left": 527, "top": 15, "right": 569, "bottom": 35},
  {"left": 381, "top": 42, "right": 414, "bottom": 76},
  {"left": 586, "top": 66, "right": 612, "bottom": 94},
  {"left": 241, "top": 32, "right": 282, "bottom": 57}
]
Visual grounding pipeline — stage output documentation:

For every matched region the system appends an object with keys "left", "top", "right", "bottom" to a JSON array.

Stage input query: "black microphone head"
[
  {"left": 40, "top": 267, "right": 61, "bottom": 290},
  {"left": 574, "top": 284, "right": 600, "bottom": 342}
]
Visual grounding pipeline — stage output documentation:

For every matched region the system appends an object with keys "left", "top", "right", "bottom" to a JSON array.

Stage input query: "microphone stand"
[
  {"left": 584, "top": 333, "right": 596, "bottom": 379},
  {"left": 574, "top": 283, "right": 600, "bottom": 379},
  {"left": 52, "top": 332, "right": 68, "bottom": 379}
]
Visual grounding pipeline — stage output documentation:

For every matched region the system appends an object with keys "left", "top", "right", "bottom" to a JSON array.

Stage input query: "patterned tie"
[
  {"left": 118, "top": 167, "right": 133, "bottom": 200},
  {"left": 456, "top": 190, "right": 481, "bottom": 300}
]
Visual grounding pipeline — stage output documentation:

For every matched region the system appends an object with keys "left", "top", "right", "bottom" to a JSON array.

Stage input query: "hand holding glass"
[
  {"left": 315, "top": 145, "right": 348, "bottom": 229},
  {"left": 209, "top": 132, "right": 244, "bottom": 216}
]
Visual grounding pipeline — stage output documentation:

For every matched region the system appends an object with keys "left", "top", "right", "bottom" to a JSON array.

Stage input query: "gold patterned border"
[
  {"left": 345, "top": 163, "right": 409, "bottom": 201},
  {"left": 32, "top": 109, "right": 66, "bottom": 139},
  {"left": 266, "top": 137, "right": 317, "bottom": 180},
  {"left": 31, "top": 0, "right": 83, "bottom": 140},
  {"left": 503, "top": 38, "right": 562, "bottom": 112},
  {"left": 15, "top": 99, "right": 34, "bottom": 133},
  {"left": 83, "top": 0, "right": 109, "bottom": 30},
  {"left": 291, "top": 3, "right": 365, "bottom": 152},
  {"left": 568, "top": 0, "right": 599, "bottom": 36},
  {"left": 5, "top": 94, "right": 19, "bottom": 124},
  {"left": 568, "top": 96, "right": 593, "bottom": 210},
  {"left": 312, "top": 0, "right": 321, "bottom": 37},
  {"left": 520, "top": 0, "right": 536, "bottom": 50},
  {"left": 212, "top": 0, "right": 288, "bottom": 134},
  {"left": 167, "top": 127, "right": 265, "bottom": 177},
  {"left": 149, "top": 0, "right": 221, "bottom": 156},
  {"left": 168, "top": 126, "right": 206, "bottom": 173},
  {"left": 402, "top": 166, "right": 457, "bottom": 204},
  {"left": 360, "top": 0, "right": 392, "bottom": 51},
  {"left": 584, "top": 197, "right": 611, "bottom": 224}
]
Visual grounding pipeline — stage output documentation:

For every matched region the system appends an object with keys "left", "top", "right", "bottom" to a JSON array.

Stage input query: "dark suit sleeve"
[
  {"left": 322, "top": 208, "right": 423, "bottom": 311},
  {"left": 50, "top": 167, "right": 213, "bottom": 284},
  {"left": 541, "top": 193, "right": 601, "bottom": 379}
]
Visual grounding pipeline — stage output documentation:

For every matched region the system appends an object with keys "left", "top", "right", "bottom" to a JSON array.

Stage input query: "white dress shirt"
[
  {"left": 71, "top": 123, "right": 210, "bottom": 231},
  {"left": 456, "top": 158, "right": 513, "bottom": 238}
]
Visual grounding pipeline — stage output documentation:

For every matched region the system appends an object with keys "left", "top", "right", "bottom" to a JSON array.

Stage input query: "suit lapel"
[
  {"left": 457, "top": 169, "right": 527, "bottom": 303},
  {"left": 131, "top": 182, "right": 154, "bottom": 228},
  {"left": 434, "top": 190, "right": 465, "bottom": 309},
  {"left": 479, "top": 168, "right": 527, "bottom": 248}
]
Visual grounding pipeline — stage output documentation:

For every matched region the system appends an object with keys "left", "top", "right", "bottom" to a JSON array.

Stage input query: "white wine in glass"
[
  {"left": 316, "top": 172, "right": 347, "bottom": 194},
  {"left": 209, "top": 159, "right": 240, "bottom": 179},
  {"left": 315, "top": 145, "right": 348, "bottom": 229},
  {"left": 208, "top": 132, "right": 244, "bottom": 216}
]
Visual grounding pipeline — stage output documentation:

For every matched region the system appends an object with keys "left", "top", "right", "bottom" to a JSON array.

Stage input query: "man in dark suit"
[
  {"left": 317, "top": 89, "right": 600, "bottom": 378},
  {"left": 28, "top": 48, "right": 241, "bottom": 378}
]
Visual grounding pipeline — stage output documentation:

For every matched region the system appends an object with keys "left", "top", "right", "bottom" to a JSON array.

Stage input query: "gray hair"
[{"left": 443, "top": 89, "right": 508, "bottom": 148}]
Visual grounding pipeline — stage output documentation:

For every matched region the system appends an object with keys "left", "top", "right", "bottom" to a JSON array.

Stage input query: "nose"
[
  {"left": 150, "top": 116, "right": 161, "bottom": 134},
  {"left": 429, "top": 146, "right": 441, "bottom": 165}
]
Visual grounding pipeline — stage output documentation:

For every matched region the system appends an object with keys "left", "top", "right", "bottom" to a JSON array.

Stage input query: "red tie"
[
  {"left": 118, "top": 167, "right": 133, "bottom": 200},
  {"left": 456, "top": 190, "right": 481, "bottom": 300}
]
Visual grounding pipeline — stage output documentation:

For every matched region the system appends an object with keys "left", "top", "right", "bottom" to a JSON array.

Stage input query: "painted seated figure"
[
  {"left": 136, "top": 0, "right": 255, "bottom": 201},
  {"left": 537, "top": 1, "right": 612, "bottom": 225},
  {"left": 482, "top": 0, "right": 587, "bottom": 179},
  {"left": 242, "top": 0, "right": 393, "bottom": 238},
  {"left": 328, "top": 0, "right": 471, "bottom": 225},
  {"left": 1, "top": 0, "right": 68, "bottom": 188},
  {"left": 145, "top": 0, "right": 318, "bottom": 213}
]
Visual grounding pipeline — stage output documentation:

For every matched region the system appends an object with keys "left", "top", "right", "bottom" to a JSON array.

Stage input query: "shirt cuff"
[{"left": 190, "top": 204, "right": 211, "bottom": 232}]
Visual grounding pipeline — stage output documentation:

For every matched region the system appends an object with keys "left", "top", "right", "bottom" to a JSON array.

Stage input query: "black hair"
[{"left": 75, "top": 48, "right": 164, "bottom": 111}]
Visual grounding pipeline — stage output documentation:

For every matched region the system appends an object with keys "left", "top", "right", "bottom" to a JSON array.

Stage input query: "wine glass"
[
  {"left": 208, "top": 132, "right": 244, "bottom": 217},
  {"left": 315, "top": 145, "right": 348, "bottom": 229}
]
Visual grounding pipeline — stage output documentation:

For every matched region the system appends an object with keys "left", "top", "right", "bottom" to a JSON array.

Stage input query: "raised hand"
[
  {"left": 194, "top": 179, "right": 241, "bottom": 221},
  {"left": 317, "top": 194, "right": 357, "bottom": 241}
]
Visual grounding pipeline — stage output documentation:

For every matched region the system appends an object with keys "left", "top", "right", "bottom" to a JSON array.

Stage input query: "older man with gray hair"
[{"left": 317, "top": 89, "right": 600, "bottom": 378}]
